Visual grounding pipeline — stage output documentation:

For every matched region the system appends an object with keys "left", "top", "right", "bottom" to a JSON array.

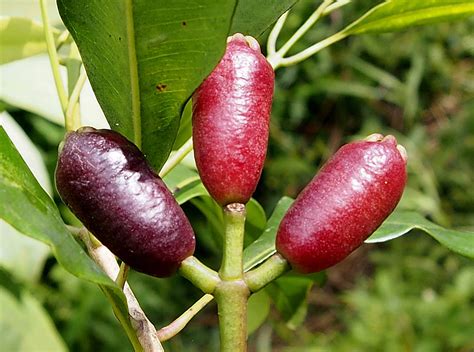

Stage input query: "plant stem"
[
  {"left": 179, "top": 256, "right": 220, "bottom": 294},
  {"left": 40, "top": 0, "right": 68, "bottom": 118},
  {"left": 215, "top": 203, "right": 249, "bottom": 351},
  {"left": 244, "top": 253, "right": 289, "bottom": 292},
  {"left": 219, "top": 203, "right": 246, "bottom": 280},
  {"left": 157, "top": 294, "right": 214, "bottom": 342},
  {"left": 267, "top": 0, "right": 334, "bottom": 69},
  {"left": 65, "top": 68, "right": 87, "bottom": 131},
  {"left": 215, "top": 280, "right": 249, "bottom": 352},
  {"left": 159, "top": 137, "right": 193, "bottom": 178},
  {"left": 116, "top": 262, "right": 130, "bottom": 289},
  {"left": 279, "top": 30, "right": 347, "bottom": 67},
  {"left": 266, "top": 11, "right": 289, "bottom": 56}
]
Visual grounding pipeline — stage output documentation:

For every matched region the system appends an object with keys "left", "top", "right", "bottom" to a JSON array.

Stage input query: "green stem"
[
  {"left": 266, "top": 11, "right": 289, "bottom": 56},
  {"left": 65, "top": 68, "right": 87, "bottom": 131},
  {"left": 215, "top": 280, "right": 249, "bottom": 352},
  {"left": 157, "top": 294, "right": 214, "bottom": 342},
  {"left": 101, "top": 286, "right": 143, "bottom": 352},
  {"left": 267, "top": 0, "right": 334, "bottom": 69},
  {"left": 279, "top": 30, "right": 348, "bottom": 68},
  {"left": 219, "top": 203, "right": 246, "bottom": 280},
  {"left": 40, "top": 0, "right": 68, "bottom": 117},
  {"left": 116, "top": 262, "right": 130, "bottom": 289},
  {"left": 244, "top": 254, "right": 289, "bottom": 292},
  {"left": 179, "top": 256, "right": 220, "bottom": 294},
  {"left": 159, "top": 137, "right": 193, "bottom": 178}
]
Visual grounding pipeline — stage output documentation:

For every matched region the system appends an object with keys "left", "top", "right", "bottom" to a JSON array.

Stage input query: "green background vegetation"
[{"left": 1, "top": 0, "right": 473, "bottom": 351}]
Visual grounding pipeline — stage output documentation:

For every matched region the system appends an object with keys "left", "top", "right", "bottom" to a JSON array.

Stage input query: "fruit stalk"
[{"left": 216, "top": 203, "right": 249, "bottom": 351}]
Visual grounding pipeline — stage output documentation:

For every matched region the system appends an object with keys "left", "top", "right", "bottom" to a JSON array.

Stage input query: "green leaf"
[
  {"left": 57, "top": 0, "right": 237, "bottom": 171},
  {"left": 174, "top": 178, "right": 209, "bottom": 205},
  {"left": 231, "top": 0, "right": 299, "bottom": 37},
  {"left": 245, "top": 199, "right": 267, "bottom": 244},
  {"left": 247, "top": 289, "right": 271, "bottom": 335},
  {"left": 343, "top": 0, "right": 474, "bottom": 35},
  {"left": 0, "top": 17, "right": 59, "bottom": 64},
  {"left": 0, "top": 288, "right": 67, "bottom": 352},
  {"left": 0, "top": 127, "right": 134, "bottom": 339},
  {"left": 366, "top": 210, "right": 474, "bottom": 258},
  {"left": 267, "top": 275, "right": 313, "bottom": 329},
  {"left": 243, "top": 196, "right": 294, "bottom": 271}
]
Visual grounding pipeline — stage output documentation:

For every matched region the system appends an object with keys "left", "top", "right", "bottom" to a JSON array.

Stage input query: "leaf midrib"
[{"left": 125, "top": 0, "right": 141, "bottom": 148}]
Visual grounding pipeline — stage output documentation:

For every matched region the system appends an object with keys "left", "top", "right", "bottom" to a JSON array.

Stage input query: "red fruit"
[
  {"left": 55, "top": 127, "right": 195, "bottom": 277},
  {"left": 276, "top": 134, "right": 407, "bottom": 273},
  {"left": 192, "top": 33, "right": 274, "bottom": 206}
]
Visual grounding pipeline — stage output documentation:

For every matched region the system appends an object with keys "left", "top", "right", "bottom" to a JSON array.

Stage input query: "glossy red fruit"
[
  {"left": 276, "top": 134, "right": 407, "bottom": 273},
  {"left": 55, "top": 127, "right": 195, "bottom": 277},
  {"left": 192, "top": 33, "right": 274, "bottom": 206}
]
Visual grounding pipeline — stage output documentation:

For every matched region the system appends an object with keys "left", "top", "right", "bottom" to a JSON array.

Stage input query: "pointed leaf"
[
  {"left": 57, "top": 0, "right": 237, "bottom": 170},
  {"left": 231, "top": 0, "right": 299, "bottom": 37},
  {"left": 0, "top": 127, "right": 133, "bottom": 337},
  {"left": 243, "top": 197, "right": 294, "bottom": 271},
  {"left": 0, "top": 17, "right": 59, "bottom": 64},
  {"left": 366, "top": 210, "right": 474, "bottom": 258},
  {"left": 343, "top": 0, "right": 474, "bottom": 35}
]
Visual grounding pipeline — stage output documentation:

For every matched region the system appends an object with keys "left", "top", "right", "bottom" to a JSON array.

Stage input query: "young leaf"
[
  {"left": 0, "top": 127, "right": 134, "bottom": 339},
  {"left": 343, "top": 0, "right": 474, "bottom": 35},
  {"left": 0, "top": 17, "right": 59, "bottom": 64},
  {"left": 366, "top": 210, "right": 474, "bottom": 258},
  {"left": 243, "top": 197, "right": 294, "bottom": 271},
  {"left": 231, "top": 0, "right": 299, "bottom": 37},
  {"left": 247, "top": 289, "right": 271, "bottom": 335},
  {"left": 57, "top": 0, "right": 237, "bottom": 171}
]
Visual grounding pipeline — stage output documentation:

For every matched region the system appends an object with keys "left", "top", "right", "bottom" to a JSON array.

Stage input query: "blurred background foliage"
[{"left": 1, "top": 0, "right": 473, "bottom": 351}]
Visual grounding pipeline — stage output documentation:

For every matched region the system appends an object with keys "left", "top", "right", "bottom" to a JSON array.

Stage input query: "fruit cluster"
[{"left": 55, "top": 33, "right": 407, "bottom": 279}]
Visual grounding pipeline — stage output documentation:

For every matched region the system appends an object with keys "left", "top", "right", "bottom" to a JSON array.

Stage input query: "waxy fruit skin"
[
  {"left": 276, "top": 135, "right": 407, "bottom": 273},
  {"left": 192, "top": 33, "right": 274, "bottom": 206},
  {"left": 55, "top": 127, "right": 195, "bottom": 277}
]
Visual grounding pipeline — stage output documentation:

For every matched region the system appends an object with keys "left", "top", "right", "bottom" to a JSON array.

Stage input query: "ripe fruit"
[
  {"left": 55, "top": 127, "right": 195, "bottom": 277},
  {"left": 192, "top": 33, "right": 274, "bottom": 206},
  {"left": 276, "top": 134, "right": 407, "bottom": 273}
]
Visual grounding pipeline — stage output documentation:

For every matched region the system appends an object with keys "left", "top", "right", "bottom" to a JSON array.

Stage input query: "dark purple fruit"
[
  {"left": 276, "top": 134, "right": 407, "bottom": 273},
  {"left": 55, "top": 127, "right": 195, "bottom": 277},
  {"left": 192, "top": 33, "right": 274, "bottom": 206}
]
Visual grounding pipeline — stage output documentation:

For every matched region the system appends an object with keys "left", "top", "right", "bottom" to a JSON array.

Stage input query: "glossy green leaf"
[
  {"left": 245, "top": 199, "right": 267, "bottom": 244},
  {"left": 243, "top": 197, "right": 294, "bottom": 271},
  {"left": 247, "top": 289, "right": 271, "bottom": 335},
  {"left": 343, "top": 0, "right": 474, "bottom": 35},
  {"left": 0, "top": 17, "right": 59, "bottom": 64},
  {"left": 0, "top": 128, "right": 134, "bottom": 338},
  {"left": 174, "top": 178, "right": 209, "bottom": 205},
  {"left": 0, "top": 288, "right": 67, "bottom": 352},
  {"left": 267, "top": 275, "right": 313, "bottom": 328},
  {"left": 231, "top": 0, "right": 299, "bottom": 37},
  {"left": 57, "top": 0, "right": 237, "bottom": 171},
  {"left": 366, "top": 210, "right": 474, "bottom": 258}
]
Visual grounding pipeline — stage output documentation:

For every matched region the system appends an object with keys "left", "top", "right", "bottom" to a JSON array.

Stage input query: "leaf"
[
  {"left": 0, "top": 112, "right": 51, "bottom": 283},
  {"left": 247, "top": 289, "right": 271, "bottom": 335},
  {"left": 243, "top": 196, "right": 294, "bottom": 271},
  {"left": 266, "top": 275, "right": 313, "bottom": 329},
  {"left": 0, "top": 54, "right": 108, "bottom": 128},
  {"left": 0, "top": 128, "right": 134, "bottom": 338},
  {"left": 174, "top": 178, "right": 209, "bottom": 205},
  {"left": 231, "top": 0, "right": 299, "bottom": 37},
  {"left": 343, "top": 0, "right": 474, "bottom": 35},
  {"left": 0, "top": 288, "right": 67, "bottom": 352},
  {"left": 366, "top": 210, "right": 474, "bottom": 258},
  {"left": 57, "top": 0, "right": 237, "bottom": 171},
  {"left": 0, "top": 17, "right": 59, "bottom": 64},
  {"left": 245, "top": 199, "right": 267, "bottom": 244}
]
